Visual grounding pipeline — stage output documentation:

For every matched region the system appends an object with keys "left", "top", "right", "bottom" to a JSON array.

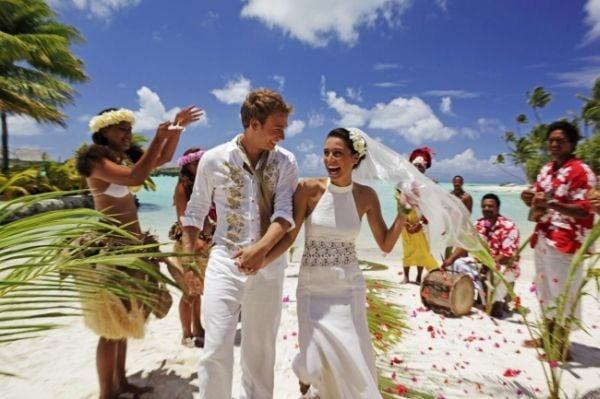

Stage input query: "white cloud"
[
  {"left": 460, "top": 117, "right": 505, "bottom": 139},
  {"left": 550, "top": 62, "right": 600, "bottom": 88},
  {"left": 346, "top": 87, "right": 363, "bottom": 102},
  {"left": 373, "top": 63, "right": 399, "bottom": 71},
  {"left": 429, "top": 149, "right": 523, "bottom": 182},
  {"left": 323, "top": 88, "right": 455, "bottom": 144},
  {"left": 133, "top": 86, "right": 207, "bottom": 131},
  {"left": 373, "top": 81, "right": 405, "bottom": 88},
  {"left": 240, "top": 0, "right": 411, "bottom": 47},
  {"left": 369, "top": 97, "right": 455, "bottom": 144},
  {"left": 323, "top": 90, "right": 371, "bottom": 127},
  {"left": 6, "top": 115, "right": 42, "bottom": 136},
  {"left": 300, "top": 152, "right": 323, "bottom": 175},
  {"left": 424, "top": 89, "right": 478, "bottom": 99},
  {"left": 201, "top": 11, "right": 220, "bottom": 27},
  {"left": 440, "top": 96, "right": 453, "bottom": 115},
  {"left": 55, "top": 0, "right": 142, "bottom": 19},
  {"left": 297, "top": 139, "right": 315, "bottom": 153},
  {"left": 287, "top": 120, "right": 306, "bottom": 137},
  {"left": 583, "top": 0, "right": 600, "bottom": 44},
  {"left": 435, "top": 0, "right": 448, "bottom": 12},
  {"left": 272, "top": 75, "right": 286, "bottom": 91},
  {"left": 77, "top": 114, "right": 92, "bottom": 124},
  {"left": 308, "top": 112, "right": 325, "bottom": 128},
  {"left": 211, "top": 76, "right": 252, "bottom": 105}
]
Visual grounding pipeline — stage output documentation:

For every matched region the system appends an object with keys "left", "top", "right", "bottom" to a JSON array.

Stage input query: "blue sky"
[{"left": 9, "top": 0, "right": 600, "bottom": 182}]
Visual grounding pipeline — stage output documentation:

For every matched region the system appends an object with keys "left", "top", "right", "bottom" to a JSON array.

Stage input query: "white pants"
[
  {"left": 534, "top": 238, "right": 582, "bottom": 321},
  {"left": 198, "top": 248, "right": 284, "bottom": 399},
  {"left": 451, "top": 257, "right": 516, "bottom": 305}
]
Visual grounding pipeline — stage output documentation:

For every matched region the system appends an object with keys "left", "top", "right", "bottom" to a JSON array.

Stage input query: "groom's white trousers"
[{"left": 198, "top": 247, "right": 284, "bottom": 399}]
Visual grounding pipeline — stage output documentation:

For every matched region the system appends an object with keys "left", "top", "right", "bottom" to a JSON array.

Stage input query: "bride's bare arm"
[
  {"left": 364, "top": 186, "right": 407, "bottom": 253},
  {"left": 263, "top": 181, "right": 311, "bottom": 265}
]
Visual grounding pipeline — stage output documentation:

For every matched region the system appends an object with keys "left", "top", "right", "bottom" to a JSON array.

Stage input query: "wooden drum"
[{"left": 420, "top": 270, "right": 474, "bottom": 316}]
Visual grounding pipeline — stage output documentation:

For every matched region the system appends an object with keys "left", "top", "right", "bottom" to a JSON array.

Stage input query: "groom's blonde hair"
[{"left": 241, "top": 89, "right": 293, "bottom": 128}]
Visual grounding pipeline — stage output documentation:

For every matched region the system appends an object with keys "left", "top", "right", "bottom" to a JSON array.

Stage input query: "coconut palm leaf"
[{"left": 0, "top": 190, "right": 179, "bottom": 350}]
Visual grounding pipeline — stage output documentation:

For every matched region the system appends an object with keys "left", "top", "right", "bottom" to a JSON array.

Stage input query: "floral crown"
[
  {"left": 177, "top": 150, "right": 205, "bottom": 168},
  {"left": 347, "top": 127, "right": 367, "bottom": 157},
  {"left": 89, "top": 108, "right": 135, "bottom": 133}
]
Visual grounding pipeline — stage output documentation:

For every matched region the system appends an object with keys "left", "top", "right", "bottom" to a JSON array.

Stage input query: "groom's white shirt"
[{"left": 181, "top": 135, "right": 298, "bottom": 276}]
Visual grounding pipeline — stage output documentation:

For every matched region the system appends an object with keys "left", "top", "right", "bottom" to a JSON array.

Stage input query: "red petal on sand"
[
  {"left": 396, "top": 384, "right": 408, "bottom": 395},
  {"left": 503, "top": 368, "right": 521, "bottom": 377}
]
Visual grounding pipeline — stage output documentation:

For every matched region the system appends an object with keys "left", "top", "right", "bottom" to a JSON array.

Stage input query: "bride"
[{"left": 263, "top": 127, "right": 409, "bottom": 398}]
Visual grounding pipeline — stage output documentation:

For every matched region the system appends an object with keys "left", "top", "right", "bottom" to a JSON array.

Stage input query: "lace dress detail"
[{"left": 301, "top": 240, "right": 357, "bottom": 267}]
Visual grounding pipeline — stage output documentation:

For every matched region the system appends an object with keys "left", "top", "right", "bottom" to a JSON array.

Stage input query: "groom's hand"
[{"left": 233, "top": 244, "right": 268, "bottom": 275}]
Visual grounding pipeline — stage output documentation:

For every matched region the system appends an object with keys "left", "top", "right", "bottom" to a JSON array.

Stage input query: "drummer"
[{"left": 442, "top": 193, "right": 521, "bottom": 319}]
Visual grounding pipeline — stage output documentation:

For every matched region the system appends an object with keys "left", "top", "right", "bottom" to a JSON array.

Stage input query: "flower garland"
[
  {"left": 347, "top": 127, "right": 368, "bottom": 157},
  {"left": 89, "top": 109, "right": 135, "bottom": 133},
  {"left": 177, "top": 150, "right": 205, "bottom": 168}
]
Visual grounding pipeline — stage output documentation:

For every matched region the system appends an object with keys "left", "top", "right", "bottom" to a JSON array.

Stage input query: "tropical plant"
[
  {"left": 0, "top": 0, "right": 88, "bottom": 173},
  {"left": 364, "top": 278, "right": 431, "bottom": 398},
  {"left": 497, "top": 80, "right": 600, "bottom": 182},
  {"left": 0, "top": 173, "right": 177, "bottom": 376}
]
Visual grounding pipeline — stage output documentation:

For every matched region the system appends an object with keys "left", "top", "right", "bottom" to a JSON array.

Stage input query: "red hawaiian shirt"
[
  {"left": 532, "top": 157, "right": 597, "bottom": 254},
  {"left": 475, "top": 215, "right": 520, "bottom": 276}
]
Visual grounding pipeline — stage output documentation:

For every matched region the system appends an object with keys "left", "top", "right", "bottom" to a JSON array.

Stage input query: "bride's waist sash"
[{"left": 301, "top": 239, "right": 357, "bottom": 267}]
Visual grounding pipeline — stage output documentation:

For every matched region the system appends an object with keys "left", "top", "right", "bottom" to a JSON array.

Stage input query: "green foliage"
[
  {"left": 0, "top": 174, "right": 178, "bottom": 376},
  {"left": 498, "top": 80, "right": 600, "bottom": 181},
  {"left": 574, "top": 132, "right": 600, "bottom": 175},
  {"left": 0, "top": 0, "right": 88, "bottom": 172}
]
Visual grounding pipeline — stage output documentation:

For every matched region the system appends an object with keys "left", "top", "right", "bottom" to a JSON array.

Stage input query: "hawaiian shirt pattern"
[
  {"left": 475, "top": 215, "right": 520, "bottom": 277},
  {"left": 181, "top": 137, "right": 298, "bottom": 256},
  {"left": 533, "top": 157, "right": 597, "bottom": 254}
]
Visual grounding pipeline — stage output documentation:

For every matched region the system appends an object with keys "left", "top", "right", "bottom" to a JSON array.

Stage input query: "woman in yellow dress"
[{"left": 401, "top": 147, "right": 438, "bottom": 284}]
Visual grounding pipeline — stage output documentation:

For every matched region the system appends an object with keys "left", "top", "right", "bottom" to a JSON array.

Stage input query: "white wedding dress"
[{"left": 294, "top": 180, "right": 381, "bottom": 399}]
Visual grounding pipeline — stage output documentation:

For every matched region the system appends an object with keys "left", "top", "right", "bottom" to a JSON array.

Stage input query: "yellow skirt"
[
  {"left": 70, "top": 233, "right": 171, "bottom": 340},
  {"left": 401, "top": 210, "right": 438, "bottom": 270},
  {"left": 81, "top": 289, "right": 147, "bottom": 340}
]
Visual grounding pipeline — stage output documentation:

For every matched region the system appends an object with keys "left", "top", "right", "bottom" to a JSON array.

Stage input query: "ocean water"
[{"left": 137, "top": 176, "right": 535, "bottom": 253}]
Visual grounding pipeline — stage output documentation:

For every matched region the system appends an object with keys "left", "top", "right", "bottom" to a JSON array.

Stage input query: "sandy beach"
[{"left": 2, "top": 244, "right": 599, "bottom": 399}]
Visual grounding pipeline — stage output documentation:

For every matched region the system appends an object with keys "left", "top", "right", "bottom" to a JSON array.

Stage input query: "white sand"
[{"left": 2, "top": 247, "right": 599, "bottom": 399}]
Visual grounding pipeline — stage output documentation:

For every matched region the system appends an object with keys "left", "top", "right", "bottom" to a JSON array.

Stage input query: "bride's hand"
[{"left": 174, "top": 106, "right": 204, "bottom": 127}]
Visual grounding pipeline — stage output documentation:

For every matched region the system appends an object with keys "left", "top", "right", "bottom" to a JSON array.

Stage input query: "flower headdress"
[
  {"left": 409, "top": 147, "right": 434, "bottom": 169},
  {"left": 177, "top": 150, "right": 205, "bottom": 168},
  {"left": 346, "top": 127, "right": 368, "bottom": 157},
  {"left": 89, "top": 109, "right": 135, "bottom": 133}
]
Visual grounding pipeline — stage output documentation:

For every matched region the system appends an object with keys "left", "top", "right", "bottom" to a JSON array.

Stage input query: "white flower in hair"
[
  {"left": 347, "top": 127, "right": 367, "bottom": 157},
  {"left": 89, "top": 108, "right": 135, "bottom": 133}
]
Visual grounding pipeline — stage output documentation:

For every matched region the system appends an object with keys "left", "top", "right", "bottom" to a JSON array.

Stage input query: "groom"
[{"left": 181, "top": 88, "right": 298, "bottom": 399}]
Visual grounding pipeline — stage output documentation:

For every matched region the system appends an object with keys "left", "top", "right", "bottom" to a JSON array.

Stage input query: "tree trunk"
[{"left": 1, "top": 111, "right": 8, "bottom": 174}]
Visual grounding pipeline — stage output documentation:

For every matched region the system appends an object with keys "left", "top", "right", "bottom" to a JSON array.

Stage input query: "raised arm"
[
  {"left": 365, "top": 186, "right": 407, "bottom": 253},
  {"left": 154, "top": 106, "right": 204, "bottom": 167},
  {"left": 90, "top": 122, "right": 172, "bottom": 186}
]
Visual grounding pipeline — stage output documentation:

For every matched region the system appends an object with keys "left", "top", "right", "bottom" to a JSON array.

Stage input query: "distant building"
[{"left": 9, "top": 148, "right": 52, "bottom": 162}]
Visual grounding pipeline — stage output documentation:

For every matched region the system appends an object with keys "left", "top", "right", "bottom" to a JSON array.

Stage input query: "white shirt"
[{"left": 181, "top": 136, "right": 298, "bottom": 269}]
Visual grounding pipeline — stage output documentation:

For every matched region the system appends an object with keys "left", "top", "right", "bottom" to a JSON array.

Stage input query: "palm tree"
[
  {"left": 0, "top": 0, "right": 87, "bottom": 173},
  {"left": 527, "top": 86, "right": 551, "bottom": 124}
]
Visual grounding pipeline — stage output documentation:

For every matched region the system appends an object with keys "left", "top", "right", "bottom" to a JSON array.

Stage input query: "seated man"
[{"left": 442, "top": 193, "right": 520, "bottom": 318}]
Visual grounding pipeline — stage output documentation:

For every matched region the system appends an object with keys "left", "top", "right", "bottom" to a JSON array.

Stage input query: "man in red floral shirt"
[
  {"left": 521, "top": 120, "right": 597, "bottom": 346},
  {"left": 443, "top": 193, "right": 520, "bottom": 318}
]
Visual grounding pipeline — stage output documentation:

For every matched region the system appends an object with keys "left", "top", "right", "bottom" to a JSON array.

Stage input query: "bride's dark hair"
[{"left": 326, "top": 128, "right": 367, "bottom": 169}]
